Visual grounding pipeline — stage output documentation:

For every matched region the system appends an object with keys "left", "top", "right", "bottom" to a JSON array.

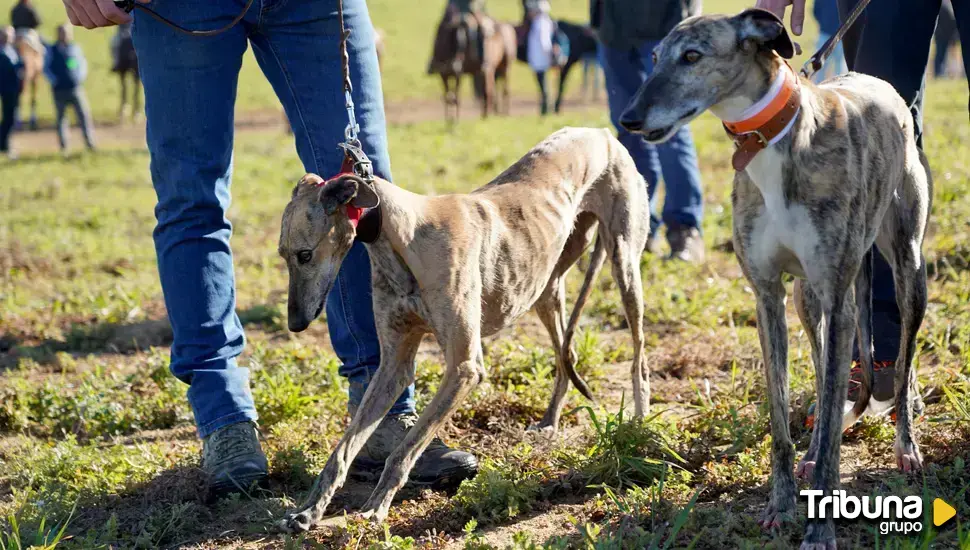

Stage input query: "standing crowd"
[{"left": 1, "top": 0, "right": 96, "bottom": 158}]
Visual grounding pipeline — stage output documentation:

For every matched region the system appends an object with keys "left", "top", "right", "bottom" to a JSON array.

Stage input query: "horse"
[
  {"left": 516, "top": 19, "right": 598, "bottom": 114},
  {"left": 428, "top": 9, "right": 513, "bottom": 122},
  {"left": 13, "top": 29, "right": 44, "bottom": 130},
  {"left": 112, "top": 23, "right": 141, "bottom": 123}
]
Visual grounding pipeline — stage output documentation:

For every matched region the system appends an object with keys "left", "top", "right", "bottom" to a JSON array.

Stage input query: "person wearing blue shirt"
[
  {"left": 44, "top": 24, "right": 96, "bottom": 152},
  {"left": 0, "top": 26, "right": 23, "bottom": 158}
]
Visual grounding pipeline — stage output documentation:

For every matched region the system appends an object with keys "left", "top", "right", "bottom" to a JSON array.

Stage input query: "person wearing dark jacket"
[
  {"left": 591, "top": 0, "right": 706, "bottom": 262},
  {"left": 0, "top": 26, "right": 23, "bottom": 158},
  {"left": 44, "top": 24, "right": 95, "bottom": 152},
  {"left": 10, "top": 0, "right": 41, "bottom": 31}
]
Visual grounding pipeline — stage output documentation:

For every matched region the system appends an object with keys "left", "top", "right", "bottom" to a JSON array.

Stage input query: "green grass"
[{"left": 2, "top": 0, "right": 970, "bottom": 548}]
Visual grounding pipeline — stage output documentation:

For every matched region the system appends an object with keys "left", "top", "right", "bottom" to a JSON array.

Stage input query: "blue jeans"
[
  {"left": 599, "top": 41, "right": 704, "bottom": 235},
  {"left": 838, "top": 0, "right": 969, "bottom": 361},
  {"left": 132, "top": 0, "right": 414, "bottom": 438}
]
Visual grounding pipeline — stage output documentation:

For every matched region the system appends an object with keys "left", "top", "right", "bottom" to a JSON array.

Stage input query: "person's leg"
[
  {"left": 637, "top": 39, "right": 704, "bottom": 252},
  {"left": 837, "top": 0, "right": 939, "bottom": 408},
  {"left": 949, "top": 0, "right": 970, "bottom": 93},
  {"left": 246, "top": 0, "right": 412, "bottom": 417},
  {"left": 70, "top": 88, "right": 96, "bottom": 149},
  {"left": 535, "top": 70, "right": 548, "bottom": 114},
  {"left": 0, "top": 95, "right": 15, "bottom": 153},
  {"left": 132, "top": 0, "right": 256, "bottom": 437},
  {"left": 53, "top": 89, "right": 69, "bottom": 151},
  {"left": 598, "top": 42, "right": 662, "bottom": 237}
]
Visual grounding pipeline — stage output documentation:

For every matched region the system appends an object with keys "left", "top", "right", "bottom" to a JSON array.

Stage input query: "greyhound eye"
[
  {"left": 682, "top": 50, "right": 701, "bottom": 64},
  {"left": 296, "top": 250, "right": 313, "bottom": 264},
  {"left": 651, "top": 51, "right": 658, "bottom": 65}
]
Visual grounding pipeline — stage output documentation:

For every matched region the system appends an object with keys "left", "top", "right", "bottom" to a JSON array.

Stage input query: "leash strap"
[
  {"left": 113, "top": 0, "right": 254, "bottom": 37},
  {"left": 799, "top": 0, "right": 871, "bottom": 78},
  {"left": 337, "top": 0, "right": 361, "bottom": 147}
]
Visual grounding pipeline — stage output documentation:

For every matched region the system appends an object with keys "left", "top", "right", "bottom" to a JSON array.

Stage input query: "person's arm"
[
  {"left": 755, "top": 0, "right": 807, "bottom": 35},
  {"left": 30, "top": 6, "right": 42, "bottom": 29},
  {"left": 43, "top": 46, "right": 56, "bottom": 86}
]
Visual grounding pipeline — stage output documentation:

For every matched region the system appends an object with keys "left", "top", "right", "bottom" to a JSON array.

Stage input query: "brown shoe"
[
  {"left": 202, "top": 421, "right": 268, "bottom": 498},
  {"left": 666, "top": 226, "right": 705, "bottom": 263},
  {"left": 644, "top": 232, "right": 664, "bottom": 256}
]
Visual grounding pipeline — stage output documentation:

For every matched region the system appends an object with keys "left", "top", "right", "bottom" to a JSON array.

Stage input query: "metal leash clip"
[{"left": 338, "top": 141, "right": 374, "bottom": 183}]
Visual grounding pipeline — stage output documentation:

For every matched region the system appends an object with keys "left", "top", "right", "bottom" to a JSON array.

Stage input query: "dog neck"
[
  {"left": 710, "top": 58, "right": 801, "bottom": 171},
  {"left": 365, "top": 179, "right": 424, "bottom": 256}
]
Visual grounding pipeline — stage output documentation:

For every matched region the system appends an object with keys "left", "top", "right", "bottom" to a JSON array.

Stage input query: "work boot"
[
  {"left": 349, "top": 412, "right": 478, "bottom": 489},
  {"left": 805, "top": 361, "right": 918, "bottom": 429},
  {"left": 666, "top": 226, "right": 705, "bottom": 263},
  {"left": 643, "top": 231, "right": 663, "bottom": 256},
  {"left": 202, "top": 421, "right": 268, "bottom": 498}
]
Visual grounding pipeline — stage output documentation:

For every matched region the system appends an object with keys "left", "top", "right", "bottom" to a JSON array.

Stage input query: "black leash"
[
  {"left": 113, "top": 0, "right": 253, "bottom": 37},
  {"left": 799, "top": 0, "right": 871, "bottom": 78}
]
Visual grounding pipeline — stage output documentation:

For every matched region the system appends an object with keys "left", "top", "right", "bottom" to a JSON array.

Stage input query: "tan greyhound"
[
  {"left": 619, "top": 9, "right": 931, "bottom": 550},
  {"left": 278, "top": 127, "right": 651, "bottom": 531}
]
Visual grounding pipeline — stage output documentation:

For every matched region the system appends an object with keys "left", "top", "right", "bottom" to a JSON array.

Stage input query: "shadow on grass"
[{"left": 1, "top": 304, "right": 284, "bottom": 370}]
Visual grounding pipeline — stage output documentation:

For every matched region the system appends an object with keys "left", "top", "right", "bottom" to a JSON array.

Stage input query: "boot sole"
[
  {"left": 349, "top": 458, "right": 476, "bottom": 491},
  {"left": 207, "top": 472, "right": 269, "bottom": 501}
]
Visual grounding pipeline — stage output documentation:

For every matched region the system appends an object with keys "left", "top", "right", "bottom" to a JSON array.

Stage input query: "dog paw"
[
  {"left": 279, "top": 509, "right": 318, "bottom": 533},
  {"left": 800, "top": 523, "right": 837, "bottom": 550},
  {"left": 758, "top": 499, "right": 794, "bottom": 530},
  {"left": 796, "top": 459, "right": 816, "bottom": 482},
  {"left": 894, "top": 440, "right": 923, "bottom": 472},
  {"left": 525, "top": 423, "right": 557, "bottom": 435}
]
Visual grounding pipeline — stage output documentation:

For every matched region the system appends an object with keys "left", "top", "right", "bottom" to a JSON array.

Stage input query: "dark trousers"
[
  {"left": 838, "top": 0, "right": 969, "bottom": 360},
  {"left": 0, "top": 93, "right": 17, "bottom": 153}
]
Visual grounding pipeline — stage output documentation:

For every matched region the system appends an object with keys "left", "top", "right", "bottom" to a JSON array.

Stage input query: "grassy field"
[{"left": 2, "top": 0, "right": 970, "bottom": 549}]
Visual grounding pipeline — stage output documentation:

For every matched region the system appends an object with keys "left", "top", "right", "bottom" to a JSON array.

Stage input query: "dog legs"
[
  {"left": 533, "top": 278, "right": 574, "bottom": 432},
  {"left": 753, "top": 278, "right": 797, "bottom": 529},
  {"left": 610, "top": 236, "right": 648, "bottom": 418},
  {"left": 282, "top": 327, "right": 422, "bottom": 533},
  {"left": 359, "top": 311, "right": 485, "bottom": 521},
  {"left": 794, "top": 279, "right": 823, "bottom": 481},
  {"left": 802, "top": 287, "right": 856, "bottom": 549}
]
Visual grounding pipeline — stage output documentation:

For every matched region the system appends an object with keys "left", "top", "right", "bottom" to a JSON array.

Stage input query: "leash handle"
[
  {"left": 113, "top": 0, "right": 253, "bottom": 37},
  {"left": 800, "top": 0, "right": 871, "bottom": 78}
]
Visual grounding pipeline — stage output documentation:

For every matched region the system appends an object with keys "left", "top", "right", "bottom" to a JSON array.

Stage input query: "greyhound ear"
[
  {"left": 293, "top": 173, "right": 324, "bottom": 199},
  {"left": 317, "top": 175, "right": 381, "bottom": 214},
  {"left": 736, "top": 8, "right": 795, "bottom": 59}
]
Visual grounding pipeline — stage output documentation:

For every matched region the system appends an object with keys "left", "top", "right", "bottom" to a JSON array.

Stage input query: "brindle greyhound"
[
  {"left": 278, "top": 127, "right": 651, "bottom": 532},
  {"left": 619, "top": 9, "right": 931, "bottom": 550}
]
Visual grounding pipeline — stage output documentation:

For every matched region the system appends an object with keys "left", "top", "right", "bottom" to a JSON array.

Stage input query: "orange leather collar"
[{"left": 722, "top": 62, "right": 801, "bottom": 171}]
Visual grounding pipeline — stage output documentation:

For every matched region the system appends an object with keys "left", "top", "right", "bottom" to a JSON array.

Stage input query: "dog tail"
[
  {"left": 562, "top": 233, "right": 606, "bottom": 402},
  {"left": 851, "top": 249, "right": 875, "bottom": 420}
]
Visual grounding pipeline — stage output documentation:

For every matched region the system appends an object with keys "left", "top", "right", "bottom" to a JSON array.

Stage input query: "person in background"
[
  {"left": 591, "top": 0, "right": 706, "bottom": 262},
  {"left": 756, "top": 0, "right": 970, "bottom": 429},
  {"left": 57, "top": 0, "right": 478, "bottom": 498},
  {"left": 933, "top": 0, "right": 960, "bottom": 79},
  {"left": 811, "top": 0, "right": 846, "bottom": 83},
  {"left": 526, "top": 0, "right": 555, "bottom": 114},
  {"left": 10, "top": 0, "right": 41, "bottom": 32},
  {"left": 44, "top": 24, "right": 95, "bottom": 152},
  {"left": 0, "top": 26, "right": 23, "bottom": 159}
]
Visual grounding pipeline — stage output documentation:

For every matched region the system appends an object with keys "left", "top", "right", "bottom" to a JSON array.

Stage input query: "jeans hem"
[{"left": 197, "top": 409, "right": 258, "bottom": 439}]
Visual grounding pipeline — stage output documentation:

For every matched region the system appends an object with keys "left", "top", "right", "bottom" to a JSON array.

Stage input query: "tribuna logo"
[{"left": 801, "top": 490, "right": 923, "bottom": 535}]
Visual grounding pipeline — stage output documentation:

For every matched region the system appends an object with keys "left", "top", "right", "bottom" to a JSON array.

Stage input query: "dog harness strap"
[{"left": 723, "top": 63, "right": 801, "bottom": 171}]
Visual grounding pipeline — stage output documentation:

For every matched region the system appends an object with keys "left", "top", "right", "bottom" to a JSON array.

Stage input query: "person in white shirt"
[{"left": 526, "top": 0, "right": 556, "bottom": 114}]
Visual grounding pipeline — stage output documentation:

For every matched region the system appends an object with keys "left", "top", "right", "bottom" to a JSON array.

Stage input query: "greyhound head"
[
  {"left": 619, "top": 9, "right": 794, "bottom": 143},
  {"left": 279, "top": 173, "right": 380, "bottom": 332}
]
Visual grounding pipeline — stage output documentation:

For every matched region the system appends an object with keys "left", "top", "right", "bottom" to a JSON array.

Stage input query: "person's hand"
[
  {"left": 755, "top": 0, "right": 807, "bottom": 35},
  {"left": 61, "top": 0, "right": 134, "bottom": 29}
]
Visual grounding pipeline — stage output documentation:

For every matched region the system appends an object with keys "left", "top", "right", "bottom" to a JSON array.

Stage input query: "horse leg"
[
  {"left": 555, "top": 60, "right": 574, "bottom": 114},
  {"left": 119, "top": 72, "right": 129, "bottom": 123},
  {"left": 29, "top": 80, "right": 38, "bottom": 131}
]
